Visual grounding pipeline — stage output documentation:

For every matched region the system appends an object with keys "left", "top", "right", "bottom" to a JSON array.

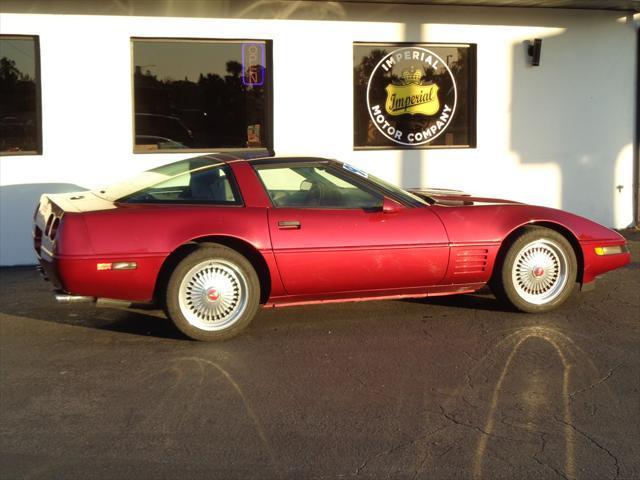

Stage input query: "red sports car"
[{"left": 33, "top": 152, "right": 630, "bottom": 341}]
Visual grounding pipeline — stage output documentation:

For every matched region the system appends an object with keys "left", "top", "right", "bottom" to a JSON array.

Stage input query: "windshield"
[
  {"left": 367, "top": 172, "right": 430, "bottom": 206},
  {"left": 340, "top": 162, "right": 429, "bottom": 207},
  {"left": 94, "top": 157, "right": 220, "bottom": 201}
]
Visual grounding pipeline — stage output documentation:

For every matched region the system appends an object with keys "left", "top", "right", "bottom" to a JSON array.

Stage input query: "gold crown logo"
[{"left": 401, "top": 67, "right": 422, "bottom": 84}]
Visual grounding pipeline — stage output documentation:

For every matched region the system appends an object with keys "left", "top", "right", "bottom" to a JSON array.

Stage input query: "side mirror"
[{"left": 382, "top": 197, "right": 403, "bottom": 214}]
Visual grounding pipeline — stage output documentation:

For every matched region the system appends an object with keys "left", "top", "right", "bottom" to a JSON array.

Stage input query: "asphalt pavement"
[{"left": 1, "top": 232, "right": 639, "bottom": 479}]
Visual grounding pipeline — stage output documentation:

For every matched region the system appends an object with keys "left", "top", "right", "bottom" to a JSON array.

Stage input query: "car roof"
[
  {"left": 197, "top": 150, "right": 270, "bottom": 163},
  {"left": 199, "top": 150, "right": 333, "bottom": 166},
  {"left": 248, "top": 156, "right": 333, "bottom": 166}
]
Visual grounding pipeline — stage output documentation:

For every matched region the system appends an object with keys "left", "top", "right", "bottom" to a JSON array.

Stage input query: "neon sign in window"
[{"left": 242, "top": 43, "right": 265, "bottom": 86}]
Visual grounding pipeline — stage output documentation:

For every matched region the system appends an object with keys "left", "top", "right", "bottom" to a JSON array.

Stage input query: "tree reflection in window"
[
  {"left": 132, "top": 39, "right": 270, "bottom": 152},
  {"left": 0, "top": 36, "right": 40, "bottom": 154}
]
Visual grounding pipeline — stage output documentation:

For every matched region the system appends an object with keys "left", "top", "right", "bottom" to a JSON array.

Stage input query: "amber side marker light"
[
  {"left": 594, "top": 245, "right": 627, "bottom": 256},
  {"left": 97, "top": 262, "right": 137, "bottom": 271}
]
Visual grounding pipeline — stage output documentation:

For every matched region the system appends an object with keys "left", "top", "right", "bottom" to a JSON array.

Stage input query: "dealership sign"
[{"left": 366, "top": 47, "right": 457, "bottom": 146}]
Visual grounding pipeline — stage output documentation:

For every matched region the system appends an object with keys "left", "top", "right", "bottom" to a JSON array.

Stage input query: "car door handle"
[{"left": 278, "top": 220, "right": 301, "bottom": 230}]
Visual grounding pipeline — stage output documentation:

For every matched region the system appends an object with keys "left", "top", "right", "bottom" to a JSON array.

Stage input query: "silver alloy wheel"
[
  {"left": 178, "top": 259, "right": 249, "bottom": 331},
  {"left": 511, "top": 238, "right": 569, "bottom": 305}
]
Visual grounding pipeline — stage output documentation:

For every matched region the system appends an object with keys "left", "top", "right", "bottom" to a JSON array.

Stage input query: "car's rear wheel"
[
  {"left": 491, "top": 227, "right": 577, "bottom": 313},
  {"left": 165, "top": 244, "right": 260, "bottom": 341}
]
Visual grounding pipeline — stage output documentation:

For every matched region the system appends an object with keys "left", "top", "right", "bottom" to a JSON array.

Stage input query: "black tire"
[
  {"left": 165, "top": 243, "right": 260, "bottom": 341},
  {"left": 490, "top": 226, "right": 577, "bottom": 313}
]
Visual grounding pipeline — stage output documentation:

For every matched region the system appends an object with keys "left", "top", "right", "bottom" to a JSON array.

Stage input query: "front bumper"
[{"left": 581, "top": 241, "right": 631, "bottom": 285}]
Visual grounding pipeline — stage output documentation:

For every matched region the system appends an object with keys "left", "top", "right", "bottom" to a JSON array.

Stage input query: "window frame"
[
  {"left": 0, "top": 34, "right": 42, "bottom": 156},
  {"left": 130, "top": 37, "right": 274, "bottom": 155},
  {"left": 353, "top": 41, "right": 477, "bottom": 151}
]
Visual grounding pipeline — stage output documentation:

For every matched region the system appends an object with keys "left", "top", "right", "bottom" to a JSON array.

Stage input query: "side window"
[
  {"left": 256, "top": 165, "right": 382, "bottom": 209},
  {"left": 123, "top": 164, "right": 240, "bottom": 204}
]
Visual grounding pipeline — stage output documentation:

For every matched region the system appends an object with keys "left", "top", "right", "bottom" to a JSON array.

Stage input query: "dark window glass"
[
  {"left": 122, "top": 163, "right": 241, "bottom": 205},
  {"left": 132, "top": 39, "right": 271, "bottom": 153},
  {"left": 256, "top": 165, "right": 382, "bottom": 209},
  {"left": 354, "top": 42, "right": 476, "bottom": 149},
  {"left": 0, "top": 36, "right": 41, "bottom": 154}
]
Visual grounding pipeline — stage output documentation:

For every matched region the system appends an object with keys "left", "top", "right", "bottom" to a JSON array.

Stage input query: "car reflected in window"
[{"left": 135, "top": 135, "right": 187, "bottom": 151}]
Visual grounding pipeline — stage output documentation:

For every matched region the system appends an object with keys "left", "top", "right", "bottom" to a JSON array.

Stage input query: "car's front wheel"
[
  {"left": 165, "top": 244, "right": 260, "bottom": 341},
  {"left": 491, "top": 226, "right": 577, "bottom": 313}
]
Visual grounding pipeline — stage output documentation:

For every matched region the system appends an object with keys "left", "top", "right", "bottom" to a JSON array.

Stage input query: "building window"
[
  {"left": 0, "top": 35, "right": 41, "bottom": 155},
  {"left": 132, "top": 38, "right": 272, "bottom": 153},
  {"left": 354, "top": 42, "right": 476, "bottom": 149}
]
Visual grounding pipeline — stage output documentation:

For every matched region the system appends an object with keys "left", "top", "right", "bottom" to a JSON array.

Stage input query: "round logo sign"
[{"left": 366, "top": 47, "right": 457, "bottom": 146}]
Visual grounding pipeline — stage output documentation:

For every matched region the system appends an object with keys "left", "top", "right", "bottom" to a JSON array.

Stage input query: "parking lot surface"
[{"left": 1, "top": 232, "right": 639, "bottom": 479}]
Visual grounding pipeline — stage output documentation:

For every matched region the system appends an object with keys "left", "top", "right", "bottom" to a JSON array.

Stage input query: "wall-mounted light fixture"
[{"left": 527, "top": 38, "right": 542, "bottom": 66}]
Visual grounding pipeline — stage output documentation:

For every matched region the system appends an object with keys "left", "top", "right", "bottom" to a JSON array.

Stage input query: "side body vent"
[{"left": 453, "top": 248, "right": 488, "bottom": 275}]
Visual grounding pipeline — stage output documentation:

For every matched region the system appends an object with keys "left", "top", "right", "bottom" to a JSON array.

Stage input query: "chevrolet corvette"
[{"left": 33, "top": 152, "right": 630, "bottom": 341}]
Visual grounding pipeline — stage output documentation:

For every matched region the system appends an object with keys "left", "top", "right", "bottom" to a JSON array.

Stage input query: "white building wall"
[{"left": 0, "top": 3, "right": 637, "bottom": 265}]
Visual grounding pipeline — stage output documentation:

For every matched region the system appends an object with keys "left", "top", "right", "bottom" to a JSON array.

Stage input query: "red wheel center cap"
[
  {"left": 206, "top": 288, "right": 220, "bottom": 301},
  {"left": 533, "top": 267, "right": 545, "bottom": 277}
]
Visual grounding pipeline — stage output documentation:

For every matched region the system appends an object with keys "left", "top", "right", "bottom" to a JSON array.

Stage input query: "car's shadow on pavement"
[
  {"left": 2, "top": 300, "right": 191, "bottom": 341},
  {"left": 0, "top": 266, "right": 588, "bottom": 342},
  {"left": 403, "top": 286, "right": 514, "bottom": 313},
  {"left": 94, "top": 307, "right": 190, "bottom": 341},
  {"left": 0, "top": 266, "right": 190, "bottom": 341},
  {"left": 0, "top": 268, "right": 520, "bottom": 343},
  {"left": 414, "top": 294, "right": 513, "bottom": 312}
]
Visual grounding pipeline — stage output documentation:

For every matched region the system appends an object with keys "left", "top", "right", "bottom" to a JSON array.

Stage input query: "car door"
[{"left": 255, "top": 162, "right": 450, "bottom": 296}]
